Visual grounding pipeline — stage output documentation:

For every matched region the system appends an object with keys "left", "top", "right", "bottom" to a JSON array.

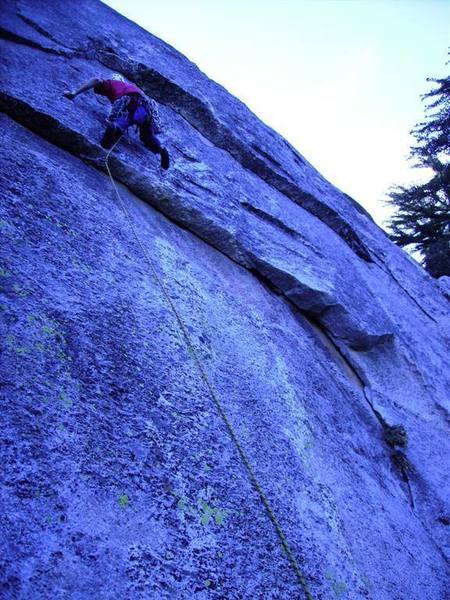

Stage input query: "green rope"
[{"left": 104, "top": 140, "right": 313, "bottom": 599}]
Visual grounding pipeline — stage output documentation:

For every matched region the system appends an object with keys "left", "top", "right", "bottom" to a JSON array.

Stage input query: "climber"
[{"left": 63, "top": 73, "right": 170, "bottom": 170}]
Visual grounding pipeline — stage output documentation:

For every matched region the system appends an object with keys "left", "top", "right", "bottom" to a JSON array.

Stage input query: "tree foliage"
[{"left": 387, "top": 64, "right": 450, "bottom": 278}]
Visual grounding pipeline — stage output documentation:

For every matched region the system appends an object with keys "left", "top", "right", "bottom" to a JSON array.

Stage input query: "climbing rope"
[{"left": 104, "top": 140, "right": 313, "bottom": 600}]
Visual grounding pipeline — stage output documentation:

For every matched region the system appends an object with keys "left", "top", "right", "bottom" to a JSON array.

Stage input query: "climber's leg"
[
  {"left": 100, "top": 124, "right": 123, "bottom": 149},
  {"left": 139, "top": 119, "right": 170, "bottom": 170},
  {"left": 139, "top": 119, "right": 162, "bottom": 153}
]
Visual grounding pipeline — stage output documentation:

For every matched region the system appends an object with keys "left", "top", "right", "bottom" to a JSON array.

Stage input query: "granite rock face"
[{"left": 1, "top": 1, "right": 449, "bottom": 599}]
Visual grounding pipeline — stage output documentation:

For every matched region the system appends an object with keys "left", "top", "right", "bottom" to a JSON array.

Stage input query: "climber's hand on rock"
[{"left": 63, "top": 91, "right": 76, "bottom": 100}]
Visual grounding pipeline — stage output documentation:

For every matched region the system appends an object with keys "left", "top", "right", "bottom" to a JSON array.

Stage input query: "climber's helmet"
[{"left": 111, "top": 73, "right": 126, "bottom": 82}]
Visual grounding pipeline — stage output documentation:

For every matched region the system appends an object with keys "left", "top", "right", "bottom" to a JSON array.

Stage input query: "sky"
[{"left": 103, "top": 0, "right": 449, "bottom": 227}]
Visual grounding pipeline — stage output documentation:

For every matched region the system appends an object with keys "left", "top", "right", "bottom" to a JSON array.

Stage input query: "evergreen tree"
[{"left": 387, "top": 65, "right": 450, "bottom": 278}]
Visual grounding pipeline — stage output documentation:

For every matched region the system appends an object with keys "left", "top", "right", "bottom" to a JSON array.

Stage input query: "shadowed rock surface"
[{"left": 1, "top": 1, "right": 449, "bottom": 598}]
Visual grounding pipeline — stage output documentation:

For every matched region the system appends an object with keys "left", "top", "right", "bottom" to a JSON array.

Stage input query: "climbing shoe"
[{"left": 160, "top": 147, "right": 170, "bottom": 170}]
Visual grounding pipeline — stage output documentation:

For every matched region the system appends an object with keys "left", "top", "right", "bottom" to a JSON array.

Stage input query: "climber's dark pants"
[
  {"left": 138, "top": 120, "right": 162, "bottom": 154},
  {"left": 100, "top": 126, "right": 122, "bottom": 150},
  {"left": 100, "top": 94, "right": 162, "bottom": 155}
]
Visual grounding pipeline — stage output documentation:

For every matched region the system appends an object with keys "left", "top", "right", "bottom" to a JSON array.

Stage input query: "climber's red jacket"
[{"left": 94, "top": 79, "right": 144, "bottom": 103}]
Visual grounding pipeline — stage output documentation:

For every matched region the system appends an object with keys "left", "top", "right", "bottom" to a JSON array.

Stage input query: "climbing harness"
[
  {"left": 104, "top": 140, "right": 313, "bottom": 600},
  {"left": 107, "top": 94, "right": 162, "bottom": 135}
]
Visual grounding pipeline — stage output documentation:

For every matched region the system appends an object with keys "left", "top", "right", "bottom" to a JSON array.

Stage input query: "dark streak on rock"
[
  {"left": 16, "top": 4, "right": 77, "bottom": 51},
  {"left": 372, "top": 252, "right": 439, "bottom": 323},
  {"left": 0, "top": 26, "right": 73, "bottom": 57},
  {"left": 240, "top": 201, "right": 301, "bottom": 239}
]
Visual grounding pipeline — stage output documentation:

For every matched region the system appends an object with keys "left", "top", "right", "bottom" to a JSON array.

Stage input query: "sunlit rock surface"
[{"left": 1, "top": 1, "right": 449, "bottom": 598}]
